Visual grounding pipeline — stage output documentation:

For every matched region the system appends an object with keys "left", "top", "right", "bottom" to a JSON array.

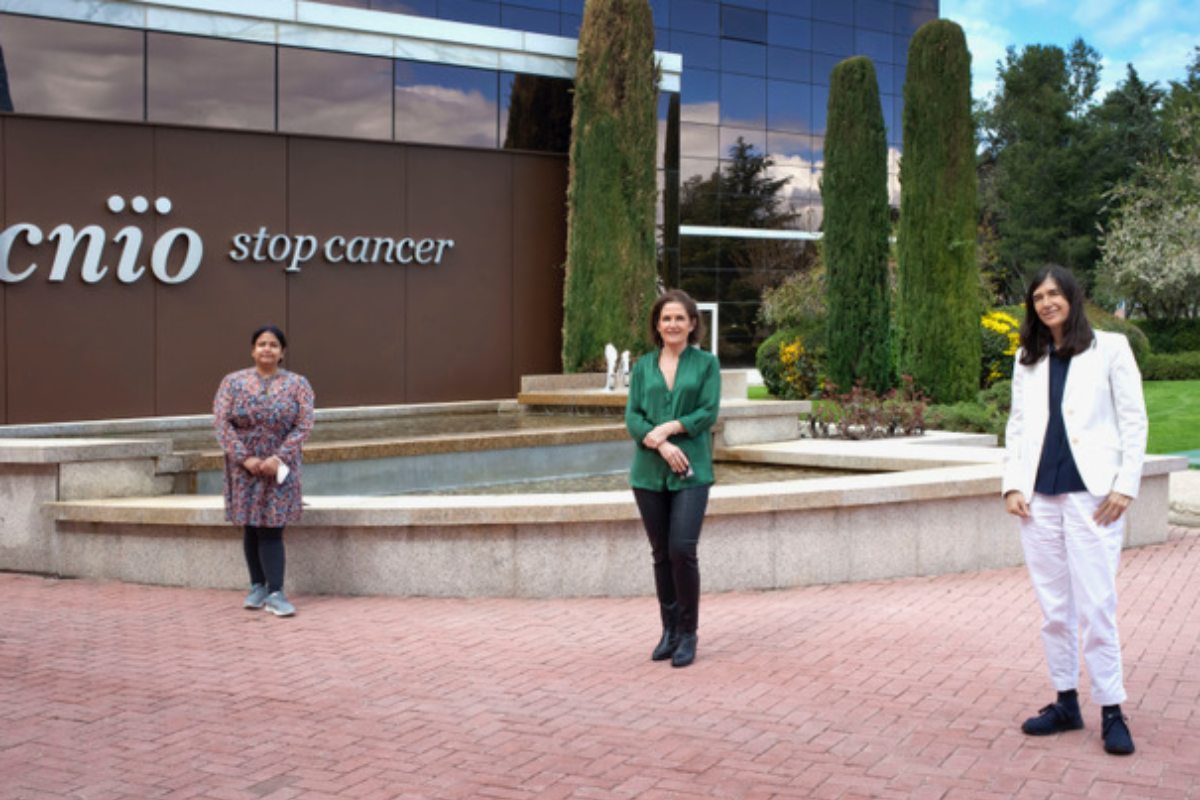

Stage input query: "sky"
[{"left": 940, "top": 0, "right": 1200, "bottom": 103}]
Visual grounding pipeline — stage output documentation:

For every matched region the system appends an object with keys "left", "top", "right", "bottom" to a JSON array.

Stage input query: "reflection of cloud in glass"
[
  {"left": 148, "top": 34, "right": 273, "bottom": 130},
  {"left": 396, "top": 84, "right": 497, "bottom": 147},
  {"left": 0, "top": 15, "right": 142, "bottom": 119},
  {"left": 398, "top": 61, "right": 497, "bottom": 148},
  {"left": 280, "top": 48, "right": 392, "bottom": 140}
]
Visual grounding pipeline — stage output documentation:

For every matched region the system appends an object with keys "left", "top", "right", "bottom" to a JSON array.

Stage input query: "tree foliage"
[
  {"left": 1097, "top": 111, "right": 1200, "bottom": 321},
  {"left": 897, "top": 19, "right": 979, "bottom": 404},
  {"left": 822, "top": 56, "right": 891, "bottom": 393},
  {"left": 561, "top": 0, "right": 659, "bottom": 371}
]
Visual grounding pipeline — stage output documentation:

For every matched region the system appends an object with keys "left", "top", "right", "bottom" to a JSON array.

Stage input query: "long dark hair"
[
  {"left": 1018, "top": 264, "right": 1093, "bottom": 365},
  {"left": 649, "top": 289, "right": 703, "bottom": 348}
]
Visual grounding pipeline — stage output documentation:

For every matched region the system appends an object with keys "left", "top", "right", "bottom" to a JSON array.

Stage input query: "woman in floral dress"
[{"left": 213, "top": 325, "right": 315, "bottom": 617}]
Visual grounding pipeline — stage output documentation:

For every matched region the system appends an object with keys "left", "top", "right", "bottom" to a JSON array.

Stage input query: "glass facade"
[{"left": 0, "top": 0, "right": 938, "bottom": 363}]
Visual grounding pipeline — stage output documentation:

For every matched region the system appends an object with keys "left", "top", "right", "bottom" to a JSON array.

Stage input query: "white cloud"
[{"left": 941, "top": 0, "right": 1013, "bottom": 102}]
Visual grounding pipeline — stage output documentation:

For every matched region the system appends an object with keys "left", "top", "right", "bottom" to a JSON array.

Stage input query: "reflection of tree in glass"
[
  {"left": 0, "top": 44, "right": 13, "bottom": 112},
  {"left": 503, "top": 74, "right": 573, "bottom": 153},
  {"left": 678, "top": 138, "right": 811, "bottom": 363}
]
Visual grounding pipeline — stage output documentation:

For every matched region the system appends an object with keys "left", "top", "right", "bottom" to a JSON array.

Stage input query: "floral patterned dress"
[{"left": 213, "top": 367, "right": 315, "bottom": 527}]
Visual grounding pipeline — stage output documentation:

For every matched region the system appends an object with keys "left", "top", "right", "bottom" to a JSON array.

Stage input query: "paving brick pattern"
[{"left": 2, "top": 527, "right": 1198, "bottom": 800}]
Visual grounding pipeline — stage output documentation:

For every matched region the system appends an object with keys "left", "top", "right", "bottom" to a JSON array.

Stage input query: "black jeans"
[
  {"left": 243, "top": 525, "right": 285, "bottom": 592},
  {"left": 633, "top": 485, "right": 710, "bottom": 634}
]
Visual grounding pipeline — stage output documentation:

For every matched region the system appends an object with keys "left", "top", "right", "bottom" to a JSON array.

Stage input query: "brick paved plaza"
[{"left": 2, "top": 527, "right": 1198, "bottom": 799}]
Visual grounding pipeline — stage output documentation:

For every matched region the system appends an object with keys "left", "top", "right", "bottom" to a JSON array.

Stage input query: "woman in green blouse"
[{"left": 625, "top": 290, "right": 721, "bottom": 668}]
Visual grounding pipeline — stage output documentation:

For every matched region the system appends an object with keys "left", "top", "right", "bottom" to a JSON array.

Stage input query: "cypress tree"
[
  {"left": 897, "top": 19, "right": 979, "bottom": 403},
  {"left": 561, "top": 0, "right": 659, "bottom": 371},
  {"left": 822, "top": 56, "right": 891, "bottom": 394}
]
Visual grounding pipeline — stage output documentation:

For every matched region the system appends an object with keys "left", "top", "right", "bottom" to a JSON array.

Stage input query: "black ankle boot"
[
  {"left": 651, "top": 603, "right": 680, "bottom": 661},
  {"left": 671, "top": 632, "right": 697, "bottom": 667}
]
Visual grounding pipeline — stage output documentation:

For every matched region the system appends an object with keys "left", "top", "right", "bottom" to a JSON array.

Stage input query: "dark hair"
[
  {"left": 1018, "top": 264, "right": 1093, "bottom": 365},
  {"left": 649, "top": 289, "right": 703, "bottom": 348},
  {"left": 251, "top": 324, "right": 288, "bottom": 350}
]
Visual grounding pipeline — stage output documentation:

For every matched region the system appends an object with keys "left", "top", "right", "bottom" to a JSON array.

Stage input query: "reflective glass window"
[
  {"left": 670, "top": 0, "right": 719, "bottom": 35},
  {"left": 810, "top": 134, "right": 824, "bottom": 166},
  {"left": 723, "top": 0, "right": 767, "bottom": 9},
  {"left": 874, "top": 61, "right": 895, "bottom": 99},
  {"left": 321, "top": 0, "right": 370, "bottom": 7},
  {"left": 560, "top": 14, "right": 582, "bottom": 36},
  {"left": 719, "top": 73, "right": 765, "bottom": 127},
  {"left": 0, "top": 15, "right": 143, "bottom": 121},
  {"left": 894, "top": 33, "right": 911, "bottom": 65},
  {"left": 718, "top": 126, "right": 766, "bottom": 160},
  {"left": 439, "top": 0, "right": 501, "bottom": 25},
  {"left": 811, "top": 21, "right": 854, "bottom": 56},
  {"left": 680, "top": 122, "right": 720, "bottom": 159},
  {"left": 767, "top": 0, "right": 811, "bottom": 15},
  {"left": 766, "top": 80, "right": 812, "bottom": 133},
  {"left": 895, "top": 4, "right": 935, "bottom": 36},
  {"left": 766, "top": 130, "right": 813, "bottom": 161},
  {"left": 881, "top": 92, "right": 898, "bottom": 142},
  {"left": 648, "top": 0, "right": 671, "bottom": 27},
  {"left": 767, "top": 46, "right": 811, "bottom": 83},
  {"left": 680, "top": 270, "right": 720, "bottom": 299},
  {"left": 680, "top": 236, "right": 721, "bottom": 270},
  {"left": 680, "top": 68, "right": 719, "bottom": 125},
  {"left": 373, "top": 0, "right": 437, "bottom": 12},
  {"left": 811, "top": 0, "right": 852, "bottom": 24},
  {"left": 680, "top": 156, "right": 719, "bottom": 184},
  {"left": 562, "top": 0, "right": 586, "bottom": 14},
  {"left": 147, "top": 33, "right": 274, "bottom": 130},
  {"left": 889, "top": 96, "right": 903, "bottom": 144},
  {"left": 721, "top": 40, "right": 766, "bottom": 76},
  {"left": 501, "top": 6, "right": 559, "bottom": 34},
  {"left": 766, "top": 14, "right": 811, "bottom": 49},
  {"left": 279, "top": 48, "right": 392, "bottom": 139},
  {"left": 810, "top": 84, "right": 828, "bottom": 134},
  {"left": 501, "top": 72, "right": 572, "bottom": 153},
  {"left": 670, "top": 31, "right": 721, "bottom": 71},
  {"left": 721, "top": 6, "right": 767, "bottom": 43},
  {"left": 395, "top": 60, "right": 499, "bottom": 147},
  {"left": 812, "top": 53, "right": 841, "bottom": 85},
  {"left": 855, "top": 0, "right": 893, "bottom": 31},
  {"left": 856, "top": 28, "right": 894, "bottom": 63},
  {"left": 506, "top": 0, "right": 557, "bottom": 10}
]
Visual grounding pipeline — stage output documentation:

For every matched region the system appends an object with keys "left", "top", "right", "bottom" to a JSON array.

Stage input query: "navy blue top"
[{"left": 1034, "top": 349, "right": 1088, "bottom": 495}]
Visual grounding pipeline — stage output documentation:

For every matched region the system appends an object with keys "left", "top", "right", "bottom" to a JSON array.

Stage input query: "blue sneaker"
[
  {"left": 243, "top": 584, "right": 269, "bottom": 610},
  {"left": 263, "top": 591, "right": 296, "bottom": 617}
]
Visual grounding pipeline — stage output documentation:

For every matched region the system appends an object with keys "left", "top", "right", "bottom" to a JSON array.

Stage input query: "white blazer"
[{"left": 1002, "top": 330, "right": 1148, "bottom": 500}]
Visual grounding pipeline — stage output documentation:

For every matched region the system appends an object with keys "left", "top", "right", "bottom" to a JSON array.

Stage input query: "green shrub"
[
  {"left": 1142, "top": 351, "right": 1200, "bottom": 380},
  {"left": 1134, "top": 319, "right": 1200, "bottom": 354},
  {"left": 926, "top": 379, "right": 1012, "bottom": 442},
  {"left": 755, "top": 327, "right": 826, "bottom": 399}
]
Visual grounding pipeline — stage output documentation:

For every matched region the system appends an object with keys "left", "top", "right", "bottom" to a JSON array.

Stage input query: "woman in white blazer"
[{"left": 1003, "top": 265, "right": 1147, "bottom": 756}]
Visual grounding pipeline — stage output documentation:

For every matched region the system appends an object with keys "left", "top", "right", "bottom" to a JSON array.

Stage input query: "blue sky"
[{"left": 940, "top": 0, "right": 1199, "bottom": 102}]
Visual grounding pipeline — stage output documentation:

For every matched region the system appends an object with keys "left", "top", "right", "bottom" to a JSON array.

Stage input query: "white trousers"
[{"left": 1020, "top": 491, "right": 1127, "bottom": 706}]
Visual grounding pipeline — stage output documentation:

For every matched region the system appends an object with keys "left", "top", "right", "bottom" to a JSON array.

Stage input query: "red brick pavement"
[{"left": 2, "top": 527, "right": 1198, "bottom": 800}]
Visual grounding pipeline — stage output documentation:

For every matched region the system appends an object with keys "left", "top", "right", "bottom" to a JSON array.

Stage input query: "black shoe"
[
  {"left": 651, "top": 603, "right": 681, "bottom": 661},
  {"left": 1102, "top": 710, "right": 1135, "bottom": 755},
  {"left": 671, "top": 633, "right": 697, "bottom": 668},
  {"left": 1022, "top": 698, "right": 1084, "bottom": 736}
]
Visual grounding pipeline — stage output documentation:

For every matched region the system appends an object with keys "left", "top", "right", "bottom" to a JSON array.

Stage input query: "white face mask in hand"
[{"left": 276, "top": 462, "right": 290, "bottom": 485}]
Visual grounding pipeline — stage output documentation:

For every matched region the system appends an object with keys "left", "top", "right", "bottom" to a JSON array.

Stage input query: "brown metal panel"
[
  {"left": 4, "top": 118, "right": 156, "bottom": 423},
  {"left": 511, "top": 153, "right": 567, "bottom": 387},
  {"left": 405, "top": 148, "right": 513, "bottom": 403},
  {"left": 153, "top": 128, "right": 287, "bottom": 416},
  {"left": 285, "top": 137, "right": 407, "bottom": 408}
]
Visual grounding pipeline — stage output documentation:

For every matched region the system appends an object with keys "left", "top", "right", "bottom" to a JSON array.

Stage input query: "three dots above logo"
[{"left": 107, "top": 195, "right": 172, "bottom": 215}]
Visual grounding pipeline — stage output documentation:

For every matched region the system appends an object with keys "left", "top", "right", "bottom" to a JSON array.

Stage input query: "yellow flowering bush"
[{"left": 980, "top": 309, "right": 1020, "bottom": 388}]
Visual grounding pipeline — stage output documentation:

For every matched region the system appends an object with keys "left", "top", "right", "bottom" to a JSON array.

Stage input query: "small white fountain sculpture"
[{"left": 604, "top": 343, "right": 619, "bottom": 391}]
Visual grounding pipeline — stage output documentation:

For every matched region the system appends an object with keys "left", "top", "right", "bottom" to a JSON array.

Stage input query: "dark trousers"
[
  {"left": 633, "top": 485, "right": 710, "bottom": 633},
  {"left": 243, "top": 525, "right": 285, "bottom": 592}
]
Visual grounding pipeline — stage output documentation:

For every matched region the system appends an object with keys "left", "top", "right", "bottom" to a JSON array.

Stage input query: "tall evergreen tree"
[
  {"left": 897, "top": 19, "right": 979, "bottom": 403},
  {"left": 561, "top": 0, "right": 659, "bottom": 371},
  {"left": 822, "top": 56, "right": 891, "bottom": 393}
]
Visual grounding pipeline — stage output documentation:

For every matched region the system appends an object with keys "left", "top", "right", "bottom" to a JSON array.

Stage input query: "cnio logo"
[
  {"left": 0, "top": 194, "right": 202, "bottom": 285},
  {"left": 0, "top": 195, "right": 455, "bottom": 285}
]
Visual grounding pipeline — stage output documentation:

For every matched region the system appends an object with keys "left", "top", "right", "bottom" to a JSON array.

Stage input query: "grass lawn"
[{"left": 1144, "top": 380, "right": 1200, "bottom": 455}]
